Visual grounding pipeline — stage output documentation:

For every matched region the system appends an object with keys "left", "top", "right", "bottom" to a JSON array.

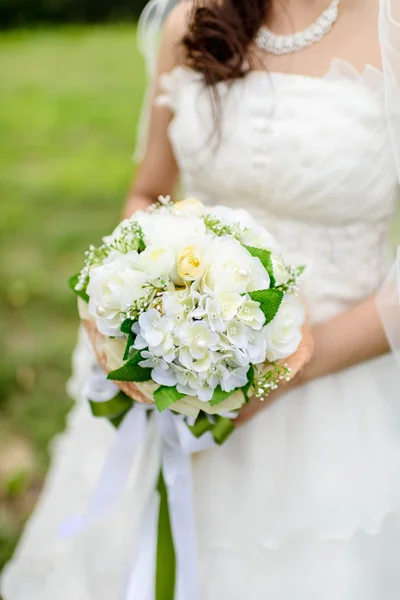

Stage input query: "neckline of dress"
[{"left": 165, "top": 58, "right": 383, "bottom": 87}]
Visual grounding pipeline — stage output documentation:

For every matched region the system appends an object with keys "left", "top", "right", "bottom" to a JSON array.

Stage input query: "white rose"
[
  {"left": 140, "top": 245, "right": 175, "bottom": 278},
  {"left": 203, "top": 238, "right": 270, "bottom": 294},
  {"left": 137, "top": 212, "right": 207, "bottom": 252},
  {"left": 87, "top": 252, "right": 146, "bottom": 337},
  {"left": 264, "top": 294, "right": 305, "bottom": 362},
  {"left": 171, "top": 197, "right": 205, "bottom": 217},
  {"left": 206, "top": 206, "right": 255, "bottom": 229},
  {"left": 240, "top": 225, "right": 280, "bottom": 254}
]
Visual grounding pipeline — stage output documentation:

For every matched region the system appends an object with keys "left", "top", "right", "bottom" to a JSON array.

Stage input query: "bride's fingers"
[
  {"left": 235, "top": 388, "right": 284, "bottom": 426},
  {"left": 283, "top": 326, "right": 314, "bottom": 381},
  {"left": 236, "top": 326, "right": 314, "bottom": 427}
]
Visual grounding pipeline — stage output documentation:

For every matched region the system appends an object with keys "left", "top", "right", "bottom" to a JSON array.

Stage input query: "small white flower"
[
  {"left": 217, "top": 292, "right": 243, "bottom": 321},
  {"left": 226, "top": 319, "right": 249, "bottom": 348},
  {"left": 178, "top": 321, "right": 219, "bottom": 360},
  {"left": 193, "top": 350, "right": 214, "bottom": 374},
  {"left": 220, "top": 365, "right": 250, "bottom": 392},
  {"left": 176, "top": 376, "right": 215, "bottom": 402},
  {"left": 152, "top": 366, "right": 178, "bottom": 386},
  {"left": 163, "top": 292, "right": 187, "bottom": 325},
  {"left": 139, "top": 351, "right": 177, "bottom": 386},
  {"left": 238, "top": 299, "right": 265, "bottom": 330},
  {"left": 217, "top": 341, "right": 250, "bottom": 368},
  {"left": 271, "top": 255, "right": 290, "bottom": 286},
  {"left": 264, "top": 294, "right": 305, "bottom": 362},
  {"left": 135, "top": 308, "right": 175, "bottom": 361},
  {"left": 246, "top": 329, "right": 267, "bottom": 364},
  {"left": 191, "top": 296, "right": 226, "bottom": 332}
]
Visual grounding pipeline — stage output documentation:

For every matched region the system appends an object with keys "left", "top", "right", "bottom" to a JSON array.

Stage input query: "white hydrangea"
[
  {"left": 134, "top": 309, "right": 175, "bottom": 363},
  {"left": 139, "top": 351, "right": 177, "bottom": 386}
]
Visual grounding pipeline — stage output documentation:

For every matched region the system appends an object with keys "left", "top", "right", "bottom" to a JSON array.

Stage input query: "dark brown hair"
[{"left": 182, "top": 0, "right": 270, "bottom": 86}]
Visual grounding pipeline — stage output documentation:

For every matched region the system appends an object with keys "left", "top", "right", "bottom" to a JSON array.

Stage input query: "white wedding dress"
[{"left": 3, "top": 58, "right": 400, "bottom": 600}]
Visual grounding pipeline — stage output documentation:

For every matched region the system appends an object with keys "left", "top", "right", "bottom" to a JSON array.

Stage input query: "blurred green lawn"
[{"left": 0, "top": 24, "right": 145, "bottom": 569}]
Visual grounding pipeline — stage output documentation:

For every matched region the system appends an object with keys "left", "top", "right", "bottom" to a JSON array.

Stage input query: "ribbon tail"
[
  {"left": 124, "top": 492, "right": 160, "bottom": 600},
  {"left": 162, "top": 439, "right": 199, "bottom": 600},
  {"left": 60, "top": 406, "right": 147, "bottom": 537}
]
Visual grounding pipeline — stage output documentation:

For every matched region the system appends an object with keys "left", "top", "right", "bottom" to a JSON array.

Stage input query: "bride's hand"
[{"left": 235, "top": 324, "right": 314, "bottom": 426}]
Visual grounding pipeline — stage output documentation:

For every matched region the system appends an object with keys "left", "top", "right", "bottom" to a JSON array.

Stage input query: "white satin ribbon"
[
  {"left": 124, "top": 492, "right": 160, "bottom": 600},
  {"left": 60, "top": 405, "right": 149, "bottom": 537},
  {"left": 62, "top": 369, "right": 216, "bottom": 600}
]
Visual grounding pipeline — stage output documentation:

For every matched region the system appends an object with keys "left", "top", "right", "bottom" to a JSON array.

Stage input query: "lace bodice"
[{"left": 157, "top": 59, "right": 400, "bottom": 322}]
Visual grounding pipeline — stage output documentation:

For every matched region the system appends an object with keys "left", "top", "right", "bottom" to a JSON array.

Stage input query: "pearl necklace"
[{"left": 255, "top": 0, "right": 340, "bottom": 56}]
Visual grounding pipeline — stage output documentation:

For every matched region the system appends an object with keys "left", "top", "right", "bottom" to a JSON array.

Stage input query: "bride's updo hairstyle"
[{"left": 182, "top": 0, "right": 269, "bottom": 85}]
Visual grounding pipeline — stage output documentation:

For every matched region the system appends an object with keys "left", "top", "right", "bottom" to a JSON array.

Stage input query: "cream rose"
[{"left": 177, "top": 245, "right": 208, "bottom": 281}]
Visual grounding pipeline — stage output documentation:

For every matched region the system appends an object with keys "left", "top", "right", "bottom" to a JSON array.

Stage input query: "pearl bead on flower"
[
  {"left": 196, "top": 339, "right": 207, "bottom": 350},
  {"left": 238, "top": 268, "right": 250, "bottom": 279}
]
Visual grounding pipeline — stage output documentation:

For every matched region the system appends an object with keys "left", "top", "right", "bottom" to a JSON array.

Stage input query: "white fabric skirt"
[{"left": 3, "top": 331, "right": 400, "bottom": 600}]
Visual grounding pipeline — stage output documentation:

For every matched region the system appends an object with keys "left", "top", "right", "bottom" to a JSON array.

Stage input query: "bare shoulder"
[{"left": 159, "top": 0, "right": 194, "bottom": 67}]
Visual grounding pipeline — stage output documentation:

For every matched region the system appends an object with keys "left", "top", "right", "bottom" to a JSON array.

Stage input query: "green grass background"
[{"left": 0, "top": 25, "right": 145, "bottom": 569}]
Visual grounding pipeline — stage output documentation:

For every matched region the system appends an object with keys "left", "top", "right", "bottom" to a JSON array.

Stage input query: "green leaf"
[
  {"left": 68, "top": 274, "right": 89, "bottom": 303},
  {"left": 248, "top": 288, "right": 284, "bottom": 325},
  {"left": 120, "top": 318, "right": 135, "bottom": 334},
  {"left": 120, "top": 318, "right": 136, "bottom": 360},
  {"left": 153, "top": 386, "right": 186, "bottom": 412},
  {"left": 242, "top": 365, "right": 255, "bottom": 403},
  {"left": 107, "top": 351, "right": 152, "bottom": 382},
  {"left": 209, "top": 386, "right": 237, "bottom": 407},
  {"left": 123, "top": 332, "right": 135, "bottom": 361},
  {"left": 296, "top": 265, "right": 306, "bottom": 277},
  {"left": 244, "top": 246, "right": 275, "bottom": 287},
  {"left": 89, "top": 392, "right": 133, "bottom": 420}
]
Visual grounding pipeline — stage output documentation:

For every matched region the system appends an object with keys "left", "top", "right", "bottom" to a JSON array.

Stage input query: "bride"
[{"left": 2, "top": 0, "right": 400, "bottom": 598}]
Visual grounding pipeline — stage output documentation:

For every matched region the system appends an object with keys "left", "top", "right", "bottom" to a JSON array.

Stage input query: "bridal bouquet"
[
  {"left": 70, "top": 196, "right": 305, "bottom": 429},
  {"left": 68, "top": 196, "right": 306, "bottom": 600}
]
